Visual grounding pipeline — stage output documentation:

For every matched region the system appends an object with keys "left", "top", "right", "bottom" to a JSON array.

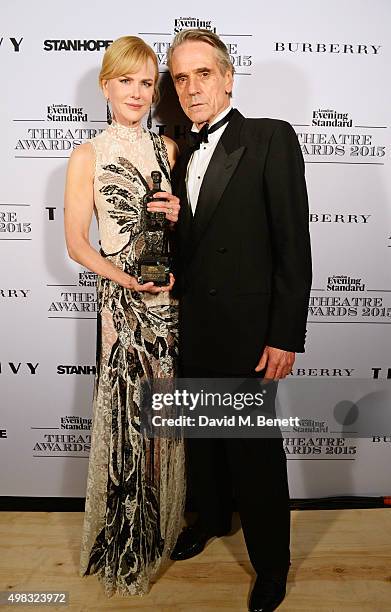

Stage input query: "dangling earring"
[
  {"left": 147, "top": 106, "right": 152, "bottom": 130},
  {"left": 106, "top": 99, "right": 112, "bottom": 125}
]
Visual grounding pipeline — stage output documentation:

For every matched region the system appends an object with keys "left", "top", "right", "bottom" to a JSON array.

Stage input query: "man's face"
[{"left": 171, "top": 40, "right": 233, "bottom": 127}]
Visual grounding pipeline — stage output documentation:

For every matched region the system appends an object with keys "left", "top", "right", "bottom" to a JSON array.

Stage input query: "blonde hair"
[
  {"left": 99, "top": 36, "right": 160, "bottom": 103},
  {"left": 167, "top": 29, "right": 234, "bottom": 79}
]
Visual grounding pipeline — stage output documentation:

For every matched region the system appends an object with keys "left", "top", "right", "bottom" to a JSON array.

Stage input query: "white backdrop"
[{"left": 1, "top": 0, "right": 390, "bottom": 499}]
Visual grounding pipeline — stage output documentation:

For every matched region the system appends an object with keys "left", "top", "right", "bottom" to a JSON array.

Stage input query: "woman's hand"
[
  {"left": 147, "top": 193, "right": 180, "bottom": 223},
  {"left": 122, "top": 273, "right": 175, "bottom": 293}
]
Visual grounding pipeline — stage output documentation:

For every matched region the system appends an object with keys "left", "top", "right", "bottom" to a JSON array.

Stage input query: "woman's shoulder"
[
  {"left": 70, "top": 141, "right": 94, "bottom": 160},
  {"left": 67, "top": 141, "right": 95, "bottom": 174}
]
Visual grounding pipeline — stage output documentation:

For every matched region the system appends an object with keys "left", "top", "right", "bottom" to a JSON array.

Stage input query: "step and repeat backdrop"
[{"left": 1, "top": 0, "right": 390, "bottom": 499}]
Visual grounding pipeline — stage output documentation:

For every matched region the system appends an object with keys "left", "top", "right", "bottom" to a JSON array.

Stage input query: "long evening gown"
[{"left": 79, "top": 120, "right": 185, "bottom": 597}]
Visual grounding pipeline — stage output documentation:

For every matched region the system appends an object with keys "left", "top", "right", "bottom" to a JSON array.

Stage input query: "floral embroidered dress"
[{"left": 79, "top": 120, "right": 185, "bottom": 597}]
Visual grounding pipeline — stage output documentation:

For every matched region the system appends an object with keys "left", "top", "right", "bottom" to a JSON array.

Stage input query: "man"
[{"left": 167, "top": 29, "right": 312, "bottom": 612}]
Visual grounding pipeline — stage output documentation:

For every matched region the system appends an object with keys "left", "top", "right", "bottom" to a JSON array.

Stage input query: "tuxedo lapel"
[
  {"left": 191, "top": 141, "right": 245, "bottom": 248},
  {"left": 189, "top": 109, "right": 246, "bottom": 257}
]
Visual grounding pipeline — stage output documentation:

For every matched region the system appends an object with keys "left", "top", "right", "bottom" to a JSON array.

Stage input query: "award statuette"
[{"left": 137, "top": 170, "right": 171, "bottom": 286}]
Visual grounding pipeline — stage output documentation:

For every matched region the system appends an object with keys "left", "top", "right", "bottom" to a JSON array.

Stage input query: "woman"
[{"left": 64, "top": 36, "right": 185, "bottom": 597}]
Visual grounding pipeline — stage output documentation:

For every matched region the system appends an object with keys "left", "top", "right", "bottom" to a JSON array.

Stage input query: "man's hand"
[{"left": 255, "top": 346, "right": 295, "bottom": 380}]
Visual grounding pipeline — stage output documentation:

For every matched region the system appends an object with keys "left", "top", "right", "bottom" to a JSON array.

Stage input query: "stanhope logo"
[
  {"left": 57, "top": 365, "right": 96, "bottom": 375},
  {"left": 47, "top": 104, "right": 87, "bottom": 122},
  {"left": 327, "top": 275, "right": 365, "bottom": 292},
  {"left": 44, "top": 39, "right": 112, "bottom": 51},
  {"left": 173, "top": 17, "right": 216, "bottom": 33}
]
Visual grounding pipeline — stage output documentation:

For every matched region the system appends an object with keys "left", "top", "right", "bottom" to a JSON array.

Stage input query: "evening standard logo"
[
  {"left": 312, "top": 109, "right": 352, "bottom": 128},
  {"left": 14, "top": 102, "right": 104, "bottom": 156},
  {"left": 79, "top": 270, "right": 97, "bottom": 286},
  {"left": 57, "top": 365, "right": 96, "bottom": 375},
  {"left": 47, "top": 103, "right": 87, "bottom": 122},
  {"left": 327, "top": 275, "right": 365, "bottom": 292},
  {"left": 43, "top": 39, "right": 112, "bottom": 51},
  {"left": 151, "top": 19, "right": 252, "bottom": 72},
  {"left": 33, "top": 415, "right": 91, "bottom": 456},
  {"left": 174, "top": 16, "right": 216, "bottom": 33},
  {"left": 293, "top": 418, "right": 328, "bottom": 433},
  {"left": 296, "top": 107, "right": 386, "bottom": 161},
  {"left": 309, "top": 274, "right": 391, "bottom": 321},
  {"left": 60, "top": 415, "right": 92, "bottom": 430}
]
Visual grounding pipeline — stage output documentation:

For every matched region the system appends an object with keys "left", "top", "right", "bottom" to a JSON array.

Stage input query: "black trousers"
[{"left": 182, "top": 365, "right": 291, "bottom": 575}]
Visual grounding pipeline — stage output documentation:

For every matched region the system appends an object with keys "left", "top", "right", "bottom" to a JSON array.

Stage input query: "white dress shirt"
[{"left": 187, "top": 105, "right": 233, "bottom": 214}]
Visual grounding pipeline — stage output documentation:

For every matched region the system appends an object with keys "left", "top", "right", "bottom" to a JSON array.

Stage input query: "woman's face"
[{"left": 103, "top": 57, "right": 156, "bottom": 126}]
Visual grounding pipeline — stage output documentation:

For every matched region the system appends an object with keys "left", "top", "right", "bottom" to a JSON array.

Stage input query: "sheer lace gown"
[{"left": 79, "top": 121, "right": 185, "bottom": 597}]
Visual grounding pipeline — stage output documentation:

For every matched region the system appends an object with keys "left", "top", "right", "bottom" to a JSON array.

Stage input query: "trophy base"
[{"left": 137, "top": 256, "right": 170, "bottom": 286}]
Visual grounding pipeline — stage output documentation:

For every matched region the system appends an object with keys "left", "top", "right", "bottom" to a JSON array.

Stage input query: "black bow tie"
[{"left": 188, "top": 108, "right": 234, "bottom": 151}]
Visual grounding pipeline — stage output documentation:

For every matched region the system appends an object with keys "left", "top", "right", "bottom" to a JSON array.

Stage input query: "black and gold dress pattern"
[{"left": 79, "top": 120, "right": 185, "bottom": 597}]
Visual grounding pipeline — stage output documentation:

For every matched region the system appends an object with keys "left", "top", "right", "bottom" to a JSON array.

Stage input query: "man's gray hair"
[{"left": 167, "top": 28, "right": 235, "bottom": 79}]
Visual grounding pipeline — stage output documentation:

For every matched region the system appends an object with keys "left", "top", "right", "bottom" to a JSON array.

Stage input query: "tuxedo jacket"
[{"left": 171, "top": 109, "right": 312, "bottom": 375}]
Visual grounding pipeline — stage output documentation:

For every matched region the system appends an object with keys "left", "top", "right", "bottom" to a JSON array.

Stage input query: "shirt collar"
[{"left": 191, "top": 105, "right": 233, "bottom": 134}]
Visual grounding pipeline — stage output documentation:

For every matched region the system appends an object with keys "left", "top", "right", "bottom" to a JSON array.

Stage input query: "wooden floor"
[{"left": 0, "top": 509, "right": 390, "bottom": 611}]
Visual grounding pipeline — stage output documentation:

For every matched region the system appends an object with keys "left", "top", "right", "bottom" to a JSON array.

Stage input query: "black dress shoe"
[
  {"left": 170, "top": 522, "right": 230, "bottom": 561},
  {"left": 248, "top": 576, "right": 287, "bottom": 612}
]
